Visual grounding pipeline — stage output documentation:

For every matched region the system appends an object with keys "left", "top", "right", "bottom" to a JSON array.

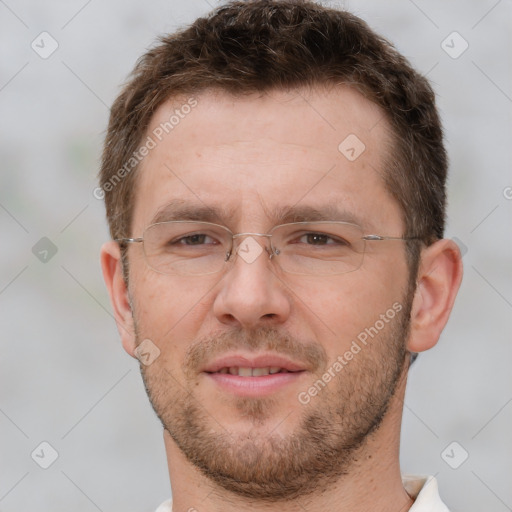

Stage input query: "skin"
[{"left": 101, "top": 86, "right": 463, "bottom": 512}]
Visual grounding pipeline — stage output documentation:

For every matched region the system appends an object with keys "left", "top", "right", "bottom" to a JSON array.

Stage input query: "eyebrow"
[
  {"left": 150, "top": 199, "right": 364, "bottom": 227},
  {"left": 268, "top": 204, "right": 363, "bottom": 226},
  {"left": 151, "top": 200, "right": 236, "bottom": 225}
]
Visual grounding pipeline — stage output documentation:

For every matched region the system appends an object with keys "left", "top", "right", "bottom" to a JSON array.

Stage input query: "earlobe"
[
  {"left": 100, "top": 241, "right": 137, "bottom": 358},
  {"left": 407, "top": 239, "right": 463, "bottom": 353}
]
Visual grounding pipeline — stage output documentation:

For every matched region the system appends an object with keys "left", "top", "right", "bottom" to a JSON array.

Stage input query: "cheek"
[
  {"left": 286, "top": 265, "right": 408, "bottom": 357},
  {"left": 130, "top": 268, "right": 216, "bottom": 354}
]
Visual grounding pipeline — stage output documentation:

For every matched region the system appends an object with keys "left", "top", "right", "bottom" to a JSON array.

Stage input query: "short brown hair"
[{"left": 100, "top": 0, "right": 447, "bottom": 271}]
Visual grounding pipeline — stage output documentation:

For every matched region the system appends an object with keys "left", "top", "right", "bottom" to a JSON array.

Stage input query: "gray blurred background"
[{"left": 1, "top": 0, "right": 511, "bottom": 511}]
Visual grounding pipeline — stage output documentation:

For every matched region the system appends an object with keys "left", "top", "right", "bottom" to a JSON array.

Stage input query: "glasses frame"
[{"left": 115, "top": 220, "right": 421, "bottom": 276}]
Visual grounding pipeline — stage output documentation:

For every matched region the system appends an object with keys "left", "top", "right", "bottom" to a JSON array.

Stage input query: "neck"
[{"left": 163, "top": 372, "right": 413, "bottom": 512}]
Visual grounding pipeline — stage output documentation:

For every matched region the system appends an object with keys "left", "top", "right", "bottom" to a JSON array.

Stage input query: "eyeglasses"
[{"left": 115, "top": 221, "right": 418, "bottom": 276}]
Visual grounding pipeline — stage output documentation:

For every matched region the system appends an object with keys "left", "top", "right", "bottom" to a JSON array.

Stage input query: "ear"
[
  {"left": 407, "top": 238, "right": 463, "bottom": 353},
  {"left": 100, "top": 241, "right": 137, "bottom": 358}
]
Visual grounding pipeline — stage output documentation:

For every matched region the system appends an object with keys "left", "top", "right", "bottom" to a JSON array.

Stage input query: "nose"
[{"left": 212, "top": 235, "right": 291, "bottom": 329}]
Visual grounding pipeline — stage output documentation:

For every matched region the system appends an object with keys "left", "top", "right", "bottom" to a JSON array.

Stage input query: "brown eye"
[
  {"left": 177, "top": 234, "right": 212, "bottom": 245},
  {"left": 298, "top": 233, "right": 348, "bottom": 246}
]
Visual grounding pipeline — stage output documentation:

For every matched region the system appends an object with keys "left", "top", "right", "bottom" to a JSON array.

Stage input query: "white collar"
[{"left": 404, "top": 475, "right": 450, "bottom": 511}]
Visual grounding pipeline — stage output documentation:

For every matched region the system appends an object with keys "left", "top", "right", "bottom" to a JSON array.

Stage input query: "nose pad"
[
  {"left": 266, "top": 244, "right": 280, "bottom": 260},
  {"left": 269, "top": 245, "right": 280, "bottom": 258}
]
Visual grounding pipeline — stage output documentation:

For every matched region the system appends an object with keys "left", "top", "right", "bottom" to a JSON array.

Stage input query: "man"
[{"left": 99, "top": 1, "right": 463, "bottom": 510}]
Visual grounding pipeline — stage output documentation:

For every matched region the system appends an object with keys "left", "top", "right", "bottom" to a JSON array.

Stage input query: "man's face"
[{"left": 127, "top": 87, "right": 413, "bottom": 499}]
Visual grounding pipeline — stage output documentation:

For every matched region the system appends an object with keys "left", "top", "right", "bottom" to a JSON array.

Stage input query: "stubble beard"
[{"left": 137, "top": 293, "right": 413, "bottom": 501}]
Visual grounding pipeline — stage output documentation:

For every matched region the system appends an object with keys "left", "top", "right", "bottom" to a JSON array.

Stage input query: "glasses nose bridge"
[{"left": 229, "top": 231, "right": 275, "bottom": 261}]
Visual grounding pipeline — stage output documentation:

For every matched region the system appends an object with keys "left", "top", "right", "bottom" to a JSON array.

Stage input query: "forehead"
[{"left": 132, "top": 86, "right": 401, "bottom": 233}]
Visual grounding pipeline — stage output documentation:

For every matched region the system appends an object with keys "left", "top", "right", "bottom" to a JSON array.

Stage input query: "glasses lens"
[
  {"left": 271, "top": 222, "right": 365, "bottom": 275},
  {"left": 143, "top": 221, "right": 232, "bottom": 275}
]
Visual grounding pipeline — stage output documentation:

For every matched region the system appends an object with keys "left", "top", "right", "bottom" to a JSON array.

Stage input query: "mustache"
[{"left": 183, "top": 326, "right": 328, "bottom": 376}]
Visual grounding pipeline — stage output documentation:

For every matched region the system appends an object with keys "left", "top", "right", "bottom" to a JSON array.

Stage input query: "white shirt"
[{"left": 155, "top": 475, "right": 449, "bottom": 512}]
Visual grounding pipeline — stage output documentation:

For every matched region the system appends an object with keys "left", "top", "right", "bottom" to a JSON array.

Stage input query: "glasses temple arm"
[{"left": 114, "top": 237, "right": 144, "bottom": 243}]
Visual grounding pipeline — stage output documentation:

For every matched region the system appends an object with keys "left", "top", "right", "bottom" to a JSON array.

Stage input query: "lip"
[
  {"left": 206, "top": 371, "right": 306, "bottom": 397},
  {"left": 201, "top": 353, "right": 308, "bottom": 398},
  {"left": 201, "top": 353, "right": 307, "bottom": 373}
]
